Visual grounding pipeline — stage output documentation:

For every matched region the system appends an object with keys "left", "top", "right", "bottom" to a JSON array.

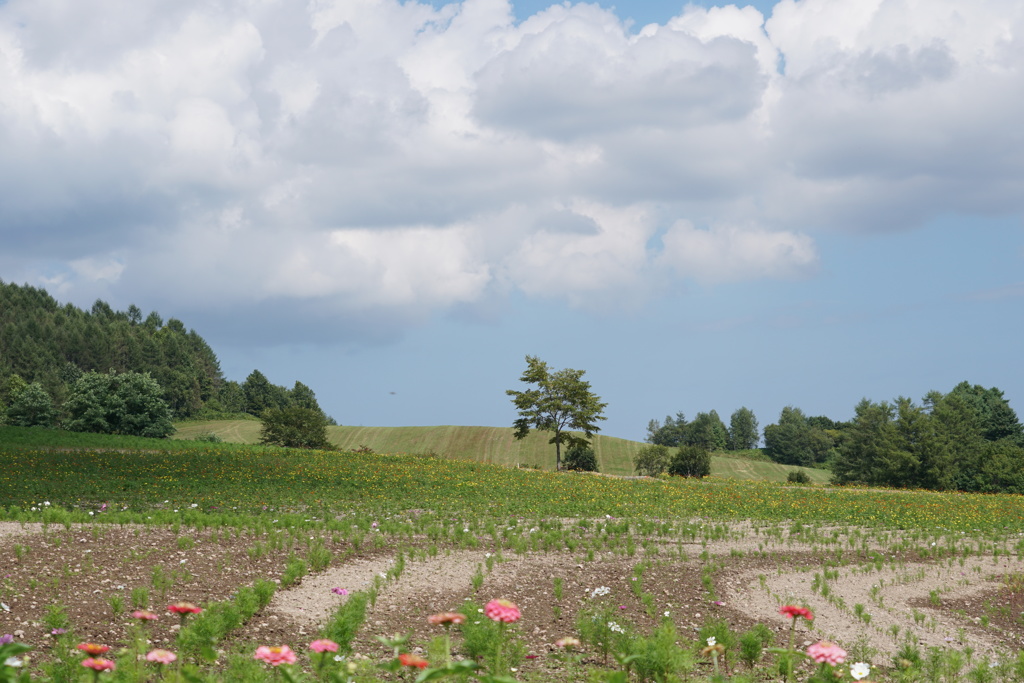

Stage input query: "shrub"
[
  {"left": 563, "top": 443, "right": 599, "bottom": 472},
  {"left": 192, "top": 432, "right": 223, "bottom": 443},
  {"left": 322, "top": 591, "right": 368, "bottom": 655},
  {"left": 634, "top": 444, "right": 671, "bottom": 476},
  {"left": 632, "top": 619, "right": 694, "bottom": 681},
  {"left": 669, "top": 445, "right": 711, "bottom": 478},
  {"left": 787, "top": 470, "right": 811, "bottom": 484},
  {"left": 6, "top": 382, "right": 56, "bottom": 428}
]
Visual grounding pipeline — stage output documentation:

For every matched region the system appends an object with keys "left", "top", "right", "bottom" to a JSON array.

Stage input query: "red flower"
[
  {"left": 77, "top": 643, "right": 111, "bottom": 656},
  {"left": 779, "top": 605, "right": 814, "bottom": 621},
  {"left": 81, "top": 658, "right": 116, "bottom": 672},
  {"left": 399, "top": 653, "right": 429, "bottom": 669},
  {"left": 167, "top": 602, "right": 202, "bottom": 615}
]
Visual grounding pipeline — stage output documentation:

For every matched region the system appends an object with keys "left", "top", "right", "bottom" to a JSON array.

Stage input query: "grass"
[
  {"left": 171, "top": 420, "right": 831, "bottom": 483},
  {"left": 0, "top": 426, "right": 1017, "bottom": 531}
]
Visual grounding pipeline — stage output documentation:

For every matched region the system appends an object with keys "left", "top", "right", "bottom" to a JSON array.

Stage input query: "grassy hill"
[{"left": 173, "top": 420, "right": 831, "bottom": 483}]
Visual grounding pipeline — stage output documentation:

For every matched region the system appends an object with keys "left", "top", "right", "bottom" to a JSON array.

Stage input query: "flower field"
[{"left": 2, "top": 429, "right": 1024, "bottom": 681}]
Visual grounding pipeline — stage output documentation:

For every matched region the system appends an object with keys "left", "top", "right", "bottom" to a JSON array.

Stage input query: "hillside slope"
[{"left": 173, "top": 420, "right": 830, "bottom": 482}]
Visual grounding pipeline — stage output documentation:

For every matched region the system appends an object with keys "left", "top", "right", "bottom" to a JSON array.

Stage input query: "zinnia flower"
[
  {"left": 807, "top": 641, "right": 847, "bottom": 665},
  {"left": 554, "top": 637, "right": 581, "bottom": 650},
  {"left": 850, "top": 662, "right": 871, "bottom": 680},
  {"left": 309, "top": 640, "right": 339, "bottom": 653},
  {"left": 132, "top": 610, "right": 159, "bottom": 621},
  {"left": 77, "top": 643, "right": 111, "bottom": 656},
  {"left": 145, "top": 649, "right": 177, "bottom": 665},
  {"left": 254, "top": 645, "right": 298, "bottom": 666},
  {"left": 427, "top": 612, "right": 466, "bottom": 626},
  {"left": 81, "top": 658, "right": 116, "bottom": 672},
  {"left": 484, "top": 599, "right": 521, "bottom": 623},
  {"left": 331, "top": 587, "right": 349, "bottom": 596},
  {"left": 778, "top": 605, "right": 814, "bottom": 621},
  {"left": 167, "top": 602, "right": 202, "bottom": 615},
  {"left": 398, "top": 653, "right": 429, "bottom": 669}
]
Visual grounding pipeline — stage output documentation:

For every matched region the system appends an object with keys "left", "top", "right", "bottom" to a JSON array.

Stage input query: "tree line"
[
  {"left": 647, "top": 381, "right": 1024, "bottom": 493},
  {"left": 0, "top": 281, "right": 332, "bottom": 444}
]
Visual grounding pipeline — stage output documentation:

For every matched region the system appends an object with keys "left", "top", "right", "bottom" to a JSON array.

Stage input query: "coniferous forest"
[{"left": 0, "top": 280, "right": 324, "bottom": 427}]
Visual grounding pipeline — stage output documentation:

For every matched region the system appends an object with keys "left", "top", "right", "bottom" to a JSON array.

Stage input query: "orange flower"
[
  {"left": 77, "top": 643, "right": 111, "bottom": 656},
  {"left": 427, "top": 612, "right": 466, "bottom": 626},
  {"left": 399, "top": 653, "right": 429, "bottom": 669}
]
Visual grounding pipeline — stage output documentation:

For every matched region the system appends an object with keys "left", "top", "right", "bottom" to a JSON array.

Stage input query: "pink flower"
[
  {"left": 779, "top": 605, "right": 814, "bottom": 621},
  {"left": 132, "top": 610, "right": 159, "bottom": 621},
  {"left": 145, "top": 649, "right": 177, "bottom": 665},
  {"left": 484, "top": 599, "right": 521, "bottom": 623},
  {"left": 331, "top": 587, "right": 349, "bottom": 596},
  {"left": 309, "top": 640, "right": 339, "bottom": 653},
  {"left": 254, "top": 645, "right": 298, "bottom": 666},
  {"left": 81, "top": 658, "right": 116, "bottom": 672},
  {"left": 807, "top": 641, "right": 847, "bottom": 665},
  {"left": 554, "top": 637, "right": 581, "bottom": 650}
]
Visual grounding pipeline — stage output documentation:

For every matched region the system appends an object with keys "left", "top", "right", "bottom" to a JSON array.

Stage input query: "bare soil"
[{"left": 1, "top": 520, "right": 1021, "bottom": 678}]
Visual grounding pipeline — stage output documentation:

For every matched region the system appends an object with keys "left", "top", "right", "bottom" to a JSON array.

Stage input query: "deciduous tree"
[
  {"left": 64, "top": 370, "right": 174, "bottom": 438},
  {"left": 259, "top": 405, "right": 332, "bottom": 450},
  {"left": 728, "top": 407, "right": 759, "bottom": 450},
  {"left": 507, "top": 355, "right": 607, "bottom": 471}
]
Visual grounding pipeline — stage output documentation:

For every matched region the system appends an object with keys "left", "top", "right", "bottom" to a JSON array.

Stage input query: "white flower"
[
  {"left": 591, "top": 586, "right": 611, "bottom": 598},
  {"left": 706, "top": 636, "right": 716, "bottom": 647},
  {"left": 664, "top": 611, "right": 670, "bottom": 617},
  {"left": 43, "top": 501, "right": 50, "bottom": 506},
  {"left": 850, "top": 662, "right": 870, "bottom": 680},
  {"left": 4, "top": 657, "right": 23, "bottom": 667},
  {"left": 607, "top": 621, "right": 624, "bottom": 634}
]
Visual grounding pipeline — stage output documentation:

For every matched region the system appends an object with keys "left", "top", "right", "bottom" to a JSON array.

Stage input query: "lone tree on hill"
[
  {"left": 506, "top": 355, "right": 607, "bottom": 471},
  {"left": 259, "top": 405, "right": 332, "bottom": 450}
]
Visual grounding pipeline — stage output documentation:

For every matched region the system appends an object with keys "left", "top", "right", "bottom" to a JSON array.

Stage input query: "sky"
[{"left": 2, "top": 0, "right": 1023, "bottom": 443}]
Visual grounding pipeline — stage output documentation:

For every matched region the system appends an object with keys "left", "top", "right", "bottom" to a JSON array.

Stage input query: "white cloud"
[
  {"left": 657, "top": 222, "right": 818, "bottom": 283},
  {"left": 1, "top": 0, "right": 1023, "bottom": 340}
]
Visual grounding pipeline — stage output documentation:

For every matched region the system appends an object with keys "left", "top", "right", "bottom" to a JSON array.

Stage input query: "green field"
[
  {"left": 0, "top": 426, "right": 1019, "bottom": 530},
  {"left": 4, "top": 425, "right": 1024, "bottom": 682},
  {"left": 172, "top": 420, "right": 831, "bottom": 483}
]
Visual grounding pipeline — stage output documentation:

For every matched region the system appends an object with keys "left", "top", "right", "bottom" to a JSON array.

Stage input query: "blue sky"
[{"left": 2, "top": 0, "right": 1023, "bottom": 442}]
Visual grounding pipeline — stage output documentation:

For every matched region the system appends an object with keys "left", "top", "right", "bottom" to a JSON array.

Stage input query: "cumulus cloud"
[
  {"left": 657, "top": 222, "right": 818, "bottom": 283},
  {"left": 1, "top": 0, "right": 1022, "bottom": 343}
]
